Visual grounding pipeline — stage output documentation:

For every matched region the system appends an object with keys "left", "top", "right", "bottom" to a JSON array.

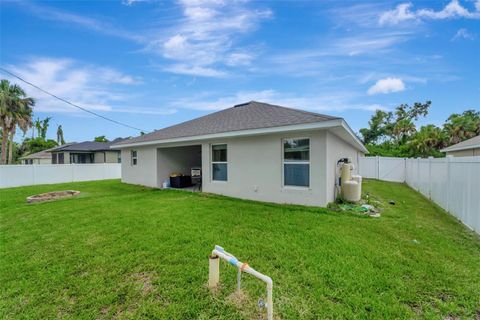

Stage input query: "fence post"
[
  {"left": 376, "top": 156, "right": 380, "bottom": 180},
  {"left": 417, "top": 158, "right": 421, "bottom": 192},
  {"left": 446, "top": 155, "right": 452, "bottom": 213},
  {"left": 428, "top": 156, "right": 433, "bottom": 199}
]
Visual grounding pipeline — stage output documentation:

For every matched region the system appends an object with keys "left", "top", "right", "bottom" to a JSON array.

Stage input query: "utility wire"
[{"left": 0, "top": 67, "right": 147, "bottom": 132}]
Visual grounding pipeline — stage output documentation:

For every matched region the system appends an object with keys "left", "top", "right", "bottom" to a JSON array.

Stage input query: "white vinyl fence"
[
  {"left": 0, "top": 163, "right": 121, "bottom": 188},
  {"left": 358, "top": 156, "right": 480, "bottom": 234}
]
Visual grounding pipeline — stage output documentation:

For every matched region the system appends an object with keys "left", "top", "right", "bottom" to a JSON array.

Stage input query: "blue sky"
[{"left": 1, "top": 0, "right": 479, "bottom": 142}]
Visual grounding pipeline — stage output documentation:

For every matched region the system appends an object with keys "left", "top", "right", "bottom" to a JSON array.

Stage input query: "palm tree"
[
  {"left": 0, "top": 79, "right": 35, "bottom": 164},
  {"left": 409, "top": 125, "right": 445, "bottom": 157},
  {"left": 392, "top": 119, "right": 416, "bottom": 144},
  {"left": 7, "top": 100, "right": 34, "bottom": 164}
]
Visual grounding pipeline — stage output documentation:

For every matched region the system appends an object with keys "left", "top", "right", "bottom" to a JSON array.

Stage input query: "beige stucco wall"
[
  {"left": 446, "top": 148, "right": 480, "bottom": 157},
  {"left": 119, "top": 128, "right": 363, "bottom": 207},
  {"left": 121, "top": 147, "right": 158, "bottom": 187},
  {"left": 200, "top": 130, "right": 330, "bottom": 206},
  {"left": 94, "top": 151, "right": 120, "bottom": 163},
  {"left": 94, "top": 152, "right": 105, "bottom": 163},
  {"left": 105, "top": 151, "right": 120, "bottom": 163},
  {"left": 38, "top": 158, "right": 52, "bottom": 164}
]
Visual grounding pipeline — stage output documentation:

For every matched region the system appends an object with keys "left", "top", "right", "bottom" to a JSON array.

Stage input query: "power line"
[{"left": 0, "top": 67, "right": 147, "bottom": 132}]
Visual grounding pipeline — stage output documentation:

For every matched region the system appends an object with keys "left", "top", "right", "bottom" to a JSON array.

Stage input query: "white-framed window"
[
  {"left": 211, "top": 144, "right": 227, "bottom": 181},
  {"left": 283, "top": 138, "right": 310, "bottom": 188},
  {"left": 131, "top": 150, "right": 138, "bottom": 166}
]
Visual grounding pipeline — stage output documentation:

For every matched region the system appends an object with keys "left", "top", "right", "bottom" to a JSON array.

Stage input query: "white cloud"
[
  {"left": 148, "top": 0, "right": 272, "bottom": 77},
  {"left": 379, "top": 0, "right": 480, "bottom": 25},
  {"left": 2, "top": 57, "right": 173, "bottom": 116},
  {"left": 18, "top": 1, "right": 144, "bottom": 42},
  {"left": 452, "top": 28, "right": 475, "bottom": 40},
  {"left": 379, "top": 3, "right": 417, "bottom": 25},
  {"left": 171, "top": 89, "right": 384, "bottom": 113},
  {"left": 367, "top": 77, "right": 406, "bottom": 95},
  {"left": 163, "top": 64, "right": 227, "bottom": 77}
]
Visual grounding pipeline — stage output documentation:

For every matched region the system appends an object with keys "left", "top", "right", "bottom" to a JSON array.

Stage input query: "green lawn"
[{"left": 1, "top": 179, "right": 479, "bottom": 319}]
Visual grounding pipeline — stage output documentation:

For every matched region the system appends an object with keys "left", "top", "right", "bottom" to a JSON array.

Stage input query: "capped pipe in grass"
[
  {"left": 208, "top": 254, "right": 219, "bottom": 288},
  {"left": 209, "top": 245, "right": 273, "bottom": 320}
]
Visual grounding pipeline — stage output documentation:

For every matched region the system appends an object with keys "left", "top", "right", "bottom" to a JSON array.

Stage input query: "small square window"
[{"left": 131, "top": 150, "right": 138, "bottom": 166}]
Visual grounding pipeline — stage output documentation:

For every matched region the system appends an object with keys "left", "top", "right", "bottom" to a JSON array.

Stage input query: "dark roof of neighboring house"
[
  {"left": 50, "top": 138, "right": 126, "bottom": 152},
  {"left": 19, "top": 143, "right": 75, "bottom": 160},
  {"left": 114, "top": 101, "right": 340, "bottom": 146},
  {"left": 441, "top": 135, "right": 480, "bottom": 152}
]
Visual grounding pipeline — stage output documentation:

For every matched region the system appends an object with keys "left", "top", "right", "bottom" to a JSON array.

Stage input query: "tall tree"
[
  {"left": 0, "top": 79, "right": 35, "bottom": 164},
  {"left": 57, "top": 125, "right": 65, "bottom": 145},
  {"left": 360, "top": 101, "right": 431, "bottom": 145},
  {"left": 359, "top": 110, "right": 391, "bottom": 144},
  {"left": 443, "top": 110, "right": 480, "bottom": 145},
  {"left": 34, "top": 118, "right": 42, "bottom": 139},
  {"left": 7, "top": 96, "right": 34, "bottom": 164},
  {"left": 94, "top": 135, "right": 109, "bottom": 142},
  {"left": 409, "top": 125, "right": 446, "bottom": 158},
  {"left": 39, "top": 117, "right": 51, "bottom": 139}
]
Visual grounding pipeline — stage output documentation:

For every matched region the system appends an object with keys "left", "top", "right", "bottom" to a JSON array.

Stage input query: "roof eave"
[
  {"left": 339, "top": 119, "right": 369, "bottom": 153},
  {"left": 111, "top": 118, "right": 368, "bottom": 153},
  {"left": 441, "top": 144, "right": 480, "bottom": 153}
]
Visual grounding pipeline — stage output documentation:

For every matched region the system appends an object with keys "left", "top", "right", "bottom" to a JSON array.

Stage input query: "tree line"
[
  {"left": 359, "top": 101, "right": 479, "bottom": 158},
  {"left": 0, "top": 79, "right": 66, "bottom": 164}
]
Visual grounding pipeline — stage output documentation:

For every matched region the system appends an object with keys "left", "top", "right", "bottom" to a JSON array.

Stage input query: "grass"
[{"left": 1, "top": 179, "right": 479, "bottom": 319}]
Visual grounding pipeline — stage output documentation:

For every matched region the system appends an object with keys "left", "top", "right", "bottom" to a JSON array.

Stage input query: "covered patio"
[{"left": 157, "top": 145, "right": 202, "bottom": 190}]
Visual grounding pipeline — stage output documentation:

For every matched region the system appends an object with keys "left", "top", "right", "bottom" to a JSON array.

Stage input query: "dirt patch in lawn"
[{"left": 26, "top": 190, "right": 80, "bottom": 203}]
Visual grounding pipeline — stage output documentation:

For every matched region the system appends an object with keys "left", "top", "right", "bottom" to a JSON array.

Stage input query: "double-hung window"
[
  {"left": 211, "top": 144, "right": 227, "bottom": 181},
  {"left": 283, "top": 138, "right": 310, "bottom": 187},
  {"left": 131, "top": 150, "right": 138, "bottom": 166}
]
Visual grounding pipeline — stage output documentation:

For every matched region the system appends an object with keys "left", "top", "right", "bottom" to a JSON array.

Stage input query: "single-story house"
[
  {"left": 50, "top": 138, "right": 125, "bottom": 164},
  {"left": 441, "top": 135, "right": 480, "bottom": 157},
  {"left": 19, "top": 149, "right": 53, "bottom": 165},
  {"left": 111, "top": 101, "right": 368, "bottom": 207},
  {"left": 18, "top": 143, "right": 75, "bottom": 164}
]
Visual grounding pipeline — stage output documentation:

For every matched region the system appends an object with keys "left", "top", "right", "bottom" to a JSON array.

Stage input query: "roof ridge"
[{"left": 249, "top": 101, "right": 341, "bottom": 120}]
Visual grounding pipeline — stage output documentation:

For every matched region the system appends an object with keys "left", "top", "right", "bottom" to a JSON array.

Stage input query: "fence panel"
[
  {"left": 359, "top": 156, "right": 480, "bottom": 234},
  {"left": 429, "top": 159, "right": 449, "bottom": 211},
  {"left": 378, "top": 157, "right": 405, "bottom": 182},
  {"left": 358, "top": 157, "right": 378, "bottom": 179},
  {"left": 0, "top": 164, "right": 121, "bottom": 188}
]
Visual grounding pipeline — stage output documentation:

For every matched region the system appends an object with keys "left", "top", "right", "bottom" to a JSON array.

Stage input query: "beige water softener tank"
[
  {"left": 341, "top": 165, "right": 362, "bottom": 202},
  {"left": 340, "top": 163, "right": 352, "bottom": 184},
  {"left": 342, "top": 180, "right": 360, "bottom": 202}
]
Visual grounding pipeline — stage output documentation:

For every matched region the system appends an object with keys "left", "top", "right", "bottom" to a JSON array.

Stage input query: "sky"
[{"left": 1, "top": 0, "right": 479, "bottom": 142}]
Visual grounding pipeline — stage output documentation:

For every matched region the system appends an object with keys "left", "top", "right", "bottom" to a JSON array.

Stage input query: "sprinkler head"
[{"left": 258, "top": 298, "right": 266, "bottom": 309}]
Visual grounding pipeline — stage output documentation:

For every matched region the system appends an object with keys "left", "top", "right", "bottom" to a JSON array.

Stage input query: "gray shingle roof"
[
  {"left": 19, "top": 149, "right": 52, "bottom": 160},
  {"left": 51, "top": 138, "right": 125, "bottom": 152},
  {"left": 441, "top": 135, "right": 480, "bottom": 152},
  {"left": 20, "top": 143, "right": 75, "bottom": 159},
  {"left": 114, "top": 101, "right": 340, "bottom": 146}
]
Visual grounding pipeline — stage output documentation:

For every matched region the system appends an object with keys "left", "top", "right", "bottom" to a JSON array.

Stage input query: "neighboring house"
[
  {"left": 112, "top": 101, "right": 367, "bottom": 207},
  {"left": 18, "top": 144, "right": 74, "bottom": 164},
  {"left": 50, "top": 138, "right": 125, "bottom": 164},
  {"left": 441, "top": 135, "right": 480, "bottom": 157},
  {"left": 19, "top": 149, "right": 52, "bottom": 165}
]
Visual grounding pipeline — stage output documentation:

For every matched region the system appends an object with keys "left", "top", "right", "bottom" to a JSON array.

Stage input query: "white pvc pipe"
[{"left": 211, "top": 245, "right": 273, "bottom": 320}]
